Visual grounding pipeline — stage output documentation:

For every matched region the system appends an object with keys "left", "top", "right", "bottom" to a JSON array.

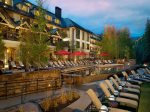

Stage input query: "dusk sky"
[{"left": 29, "top": 0, "right": 150, "bottom": 37}]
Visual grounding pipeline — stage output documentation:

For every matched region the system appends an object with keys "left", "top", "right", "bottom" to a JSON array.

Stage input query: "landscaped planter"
[{"left": 40, "top": 91, "right": 80, "bottom": 112}]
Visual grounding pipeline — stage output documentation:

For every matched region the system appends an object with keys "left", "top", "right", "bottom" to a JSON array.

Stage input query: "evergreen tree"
[
  {"left": 20, "top": 0, "right": 50, "bottom": 70},
  {"left": 143, "top": 19, "right": 150, "bottom": 63}
]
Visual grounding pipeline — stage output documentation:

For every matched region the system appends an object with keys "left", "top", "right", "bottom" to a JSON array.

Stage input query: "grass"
[{"left": 138, "top": 83, "right": 150, "bottom": 112}]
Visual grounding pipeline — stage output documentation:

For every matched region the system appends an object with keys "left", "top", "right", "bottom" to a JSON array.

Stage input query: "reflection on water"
[{"left": 91, "top": 65, "right": 125, "bottom": 75}]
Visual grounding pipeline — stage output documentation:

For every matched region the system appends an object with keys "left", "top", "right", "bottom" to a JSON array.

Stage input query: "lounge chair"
[
  {"left": 105, "top": 80, "right": 139, "bottom": 100},
  {"left": 99, "top": 82, "right": 138, "bottom": 109},
  {"left": 137, "top": 69, "right": 150, "bottom": 80},
  {"left": 145, "top": 68, "right": 150, "bottom": 74},
  {"left": 122, "top": 71, "right": 143, "bottom": 85},
  {"left": 113, "top": 75, "right": 141, "bottom": 89},
  {"left": 86, "top": 89, "right": 129, "bottom": 112},
  {"left": 10, "top": 61, "right": 17, "bottom": 69},
  {"left": 131, "top": 70, "right": 150, "bottom": 82},
  {"left": 110, "top": 77, "right": 140, "bottom": 94}
]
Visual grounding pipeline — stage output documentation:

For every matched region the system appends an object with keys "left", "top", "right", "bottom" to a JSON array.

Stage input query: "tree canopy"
[
  {"left": 20, "top": 0, "right": 50, "bottom": 70},
  {"left": 135, "top": 19, "right": 150, "bottom": 64},
  {"left": 100, "top": 25, "right": 134, "bottom": 59}
]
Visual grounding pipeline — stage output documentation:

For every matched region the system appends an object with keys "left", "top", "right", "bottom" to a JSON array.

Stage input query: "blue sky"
[{"left": 29, "top": 0, "right": 150, "bottom": 37}]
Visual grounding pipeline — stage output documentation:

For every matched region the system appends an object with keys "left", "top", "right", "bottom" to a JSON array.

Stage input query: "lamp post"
[{"left": 47, "top": 83, "right": 51, "bottom": 98}]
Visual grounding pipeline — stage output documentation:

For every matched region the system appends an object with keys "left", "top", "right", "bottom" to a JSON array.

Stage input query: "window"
[
  {"left": 76, "top": 29, "right": 80, "bottom": 39},
  {"left": 22, "top": 5, "right": 29, "bottom": 12},
  {"left": 45, "top": 15, "right": 52, "bottom": 21},
  {"left": 82, "top": 43, "right": 84, "bottom": 49},
  {"left": 87, "top": 44, "right": 90, "bottom": 50},
  {"left": 3, "top": 0, "right": 13, "bottom": 6},
  {"left": 82, "top": 32, "right": 84, "bottom": 40},
  {"left": 17, "top": 4, "right": 29, "bottom": 13},
  {"left": 55, "top": 18, "right": 60, "bottom": 24},
  {"left": 87, "top": 34, "right": 90, "bottom": 42},
  {"left": 76, "top": 41, "right": 80, "bottom": 48},
  {"left": 34, "top": 10, "right": 40, "bottom": 16}
]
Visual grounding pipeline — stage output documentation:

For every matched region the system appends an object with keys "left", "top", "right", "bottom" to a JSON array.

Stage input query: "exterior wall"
[{"left": 0, "top": 0, "right": 102, "bottom": 62}]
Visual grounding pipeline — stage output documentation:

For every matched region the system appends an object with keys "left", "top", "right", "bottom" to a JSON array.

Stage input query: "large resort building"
[{"left": 0, "top": 0, "right": 101, "bottom": 68}]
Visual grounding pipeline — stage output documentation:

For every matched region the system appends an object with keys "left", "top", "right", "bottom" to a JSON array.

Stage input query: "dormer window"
[
  {"left": 16, "top": 4, "right": 29, "bottom": 13},
  {"left": 34, "top": 10, "right": 40, "bottom": 16},
  {"left": 22, "top": 5, "right": 29, "bottom": 12},
  {"left": 55, "top": 18, "right": 60, "bottom": 24},
  {"left": 3, "top": 0, "right": 13, "bottom": 6},
  {"left": 45, "top": 15, "right": 52, "bottom": 21}
]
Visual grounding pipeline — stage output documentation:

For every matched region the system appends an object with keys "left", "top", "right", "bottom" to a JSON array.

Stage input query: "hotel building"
[{"left": 0, "top": 0, "right": 101, "bottom": 66}]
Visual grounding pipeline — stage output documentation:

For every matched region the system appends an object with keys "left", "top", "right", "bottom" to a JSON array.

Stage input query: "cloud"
[
  {"left": 29, "top": 0, "right": 150, "bottom": 36},
  {"left": 46, "top": 0, "right": 112, "bottom": 16}
]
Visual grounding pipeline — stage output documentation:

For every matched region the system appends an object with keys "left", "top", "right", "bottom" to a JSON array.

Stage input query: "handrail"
[{"left": 0, "top": 77, "right": 62, "bottom": 100}]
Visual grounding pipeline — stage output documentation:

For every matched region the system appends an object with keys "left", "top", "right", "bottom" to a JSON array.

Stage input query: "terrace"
[
  {"left": 1, "top": 60, "right": 149, "bottom": 112},
  {"left": 0, "top": 0, "right": 150, "bottom": 112}
]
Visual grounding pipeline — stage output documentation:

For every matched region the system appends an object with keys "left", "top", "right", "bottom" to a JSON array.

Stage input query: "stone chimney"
[{"left": 55, "top": 7, "right": 62, "bottom": 18}]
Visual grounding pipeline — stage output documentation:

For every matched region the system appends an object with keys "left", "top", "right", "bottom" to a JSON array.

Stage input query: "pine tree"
[{"left": 143, "top": 19, "right": 150, "bottom": 63}]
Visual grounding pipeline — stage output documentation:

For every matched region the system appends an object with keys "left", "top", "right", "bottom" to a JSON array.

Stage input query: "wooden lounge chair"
[
  {"left": 105, "top": 80, "right": 139, "bottom": 100},
  {"left": 99, "top": 82, "right": 138, "bottom": 109},
  {"left": 86, "top": 89, "right": 129, "bottom": 112},
  {"left": 113, "top": 75, "right": 141, "bottom": 89},
  {"left": 110, "top": 77, "right": 140, "bottom": 95}
]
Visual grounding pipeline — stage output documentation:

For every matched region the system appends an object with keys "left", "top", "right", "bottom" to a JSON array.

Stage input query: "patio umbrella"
[
  {"left": 55, "top": 50, "right": 70, "bottom": 55},
  {"left": 71, "top": 51, "right": 83, "bottom": 56},
  {"left": 81, "top": 51, "right": 87, "bottom": 56},
  {"left": 99, "top": 52, "right": 109, "bottom": 56}
]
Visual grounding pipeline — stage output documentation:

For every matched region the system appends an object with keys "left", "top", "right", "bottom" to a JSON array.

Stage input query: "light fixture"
[
  {"left": 143, "top": 64, "right": 148, "bottom": 67},
  {"left": 7, "top": 49, "right": 10, "bottom": 53},
  {"left": 63, "top": 37, "right": 70, "bottom": 41}
]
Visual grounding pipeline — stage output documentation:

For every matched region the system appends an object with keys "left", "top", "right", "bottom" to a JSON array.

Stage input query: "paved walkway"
[
  {"left": 0, "top": 87, "right": 69, "bottom": 109},
  {"left": 0, "top": 80, "right": 104, "bottom": 112}
]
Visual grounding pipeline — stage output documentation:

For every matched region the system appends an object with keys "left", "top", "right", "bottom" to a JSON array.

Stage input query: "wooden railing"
[
  {"left": 0, "top": 78, "right": 62, "bottom": 100},
  {"left": 0, "top": 70, "right": 62, "bottom": 100}
]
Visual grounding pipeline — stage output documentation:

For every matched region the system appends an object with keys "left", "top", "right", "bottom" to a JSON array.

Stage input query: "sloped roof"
[
  {"left": 61, "top": 18, "right": 93, "bottom": 34},
  {"left": 1, "top": 0, "right": 96, "bottom": 35}
]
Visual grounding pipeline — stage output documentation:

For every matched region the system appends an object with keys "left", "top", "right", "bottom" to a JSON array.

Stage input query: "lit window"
[
  {"left": 22, "top": 5, "right": 29, "bottom": 12},
  {"left": 34, "top": 10, "right": 40, "bottom": 16},
  {"left": 4, "top": 0, "right": 13, "bottom": 6},
  {"left": 55, "top": 19, "right": 60, "bottom": 24},
  {"left": 45, "top": 15, "right": 52, "bottom": 21}
]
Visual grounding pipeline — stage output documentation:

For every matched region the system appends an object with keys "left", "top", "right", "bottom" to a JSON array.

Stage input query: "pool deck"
[{"left": 0, "top": 81, "right": 103, "bottom": 112}]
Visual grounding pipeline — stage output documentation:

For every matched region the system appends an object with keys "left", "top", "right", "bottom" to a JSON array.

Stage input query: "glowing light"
[
  {"left": 63, "top": 37, "right": 70, "bottom": 41},
  {"left": 7, "top": 49, "right": 10, "bottom": 53}
]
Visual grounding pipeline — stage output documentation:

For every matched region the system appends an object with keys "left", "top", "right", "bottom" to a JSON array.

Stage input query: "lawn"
[{"left": 138, "top": 83, "right": 150, "bottom": 112}]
